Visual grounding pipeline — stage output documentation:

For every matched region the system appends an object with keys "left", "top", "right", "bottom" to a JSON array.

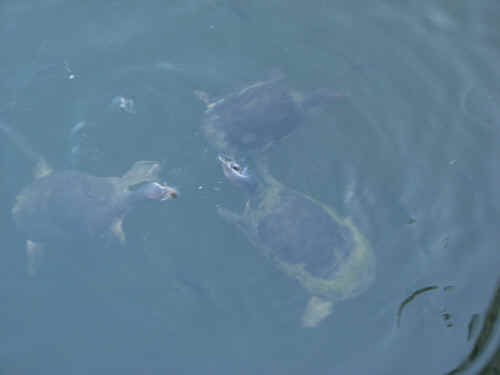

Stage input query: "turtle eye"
[{"left": 231, "top": 163, "right": 241, "bottom": 172}]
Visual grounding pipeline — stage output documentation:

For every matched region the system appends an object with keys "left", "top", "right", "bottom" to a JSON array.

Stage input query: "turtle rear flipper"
[
  {"left": 110, "top": 216, "right": 126, "bottom": 245},
  {"left": 26, "top": 240, "right": 44, "bottom": 277},
  {"left": 302, "top": 296, "right": 333, "bottom": 328},
  {"left": 0, "top": 122, "right": 53, "bottom": 179}
]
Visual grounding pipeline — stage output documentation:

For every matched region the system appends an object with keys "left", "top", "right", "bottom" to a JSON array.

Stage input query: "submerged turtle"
[
  {"left": 217, "top": 155, "right": 375, "bottom": 327},
  {"left": 196, "top": 73, "right": 341, "bottom": 158},
  {"left": 0, "top": 122, "right": 178, "bottom": 275}
]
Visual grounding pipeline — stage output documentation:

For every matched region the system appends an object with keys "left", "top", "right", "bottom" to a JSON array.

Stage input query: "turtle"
[
  {"left": 216, "top": 155, "right": 375, "bottom": 327},
  {"left": 0, "top": 122, "right": 178, "bottom": 275},
  {"left": 195, "top": 72, "right": 342, "bottom": 158}
]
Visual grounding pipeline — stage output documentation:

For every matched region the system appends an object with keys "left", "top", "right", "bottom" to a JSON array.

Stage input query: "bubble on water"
[
  {"left": 63, "top": 60, "right": 77, "bottom": 80},
  {"left": 111, "top": 96, "right": 136, "bottom": 114}
]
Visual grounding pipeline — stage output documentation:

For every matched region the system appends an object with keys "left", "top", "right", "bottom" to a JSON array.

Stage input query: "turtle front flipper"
[
  {"left": 301, "top": 296, "right": 333, "bottom": 328},
  {"left": 26, "top": 240, "right": 44, "bottom": 277},
  {"left": 216, "top": 206, "right": 249, "bottom": 235},
  {"left": 119, "top": 161, "right": 162, "bottom": 189}
]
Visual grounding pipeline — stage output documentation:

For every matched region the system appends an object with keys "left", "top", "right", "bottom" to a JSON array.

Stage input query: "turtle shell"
[
  {"left": 201, "top": 78, "right": 305, "bottom": 157},
  {"left": 12, "top": 171, "right": 125, "bottom": 244},
  {"left": 245, "top": 186, "right": 375, "bottom": 301}
]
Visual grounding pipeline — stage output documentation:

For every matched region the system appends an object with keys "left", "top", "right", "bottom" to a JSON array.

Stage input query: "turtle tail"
[{"left": 0, "top": 121, "right": 52, "bottom": 178}]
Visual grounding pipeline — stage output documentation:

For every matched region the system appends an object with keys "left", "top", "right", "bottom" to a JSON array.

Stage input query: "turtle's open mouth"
[
  {"left": 162, "top": 185, "right": 179, "bottom": 200},
  {"left": 155, "top": 184, "right": 178, "bottom": 200},
  {"left": 218, "top": 155, "right": 247, "bottom": 178},
  {"left": 137, "top": 182, "right": 179, "bottom": 201},
  {"left": 218, "top": 155, "right": 257, "bottom": 193}
]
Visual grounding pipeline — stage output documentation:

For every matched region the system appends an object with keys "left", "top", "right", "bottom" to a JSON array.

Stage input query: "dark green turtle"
[
  {"left": 217, "top": 155, "right": 375, "bottom": 327},
  {"left": 196, "top": 73, "right": 341, "bottom": 158},
  {"left": 1, "top": 122, "right": 178, "bottom": 275}
]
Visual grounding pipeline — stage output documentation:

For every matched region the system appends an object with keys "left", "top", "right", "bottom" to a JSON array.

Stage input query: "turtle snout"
[{"left": 163, "top": 185, "right": 179, "bottom": 200}]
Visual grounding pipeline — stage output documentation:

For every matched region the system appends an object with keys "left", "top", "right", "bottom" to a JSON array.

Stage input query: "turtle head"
[
  {"left": 132, "top": 182, "right": 179, "bottom": 201},
  {"left": 218, "top": 155, "right": 258, "bottom": 194}
]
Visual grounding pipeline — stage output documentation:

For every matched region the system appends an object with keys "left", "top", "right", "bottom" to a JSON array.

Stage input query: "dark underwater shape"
[
  {"left": 217, "top": 155, "right": 375, "bottom": 327},
  {"left": 196, "top": 73, "right": 341, "bottom": 158},
  {"left": 0, "top": 122, "right": 178, "bottom": 275},
  {"left": 12, "top": 166, "right": 176, "bottom": 244}
]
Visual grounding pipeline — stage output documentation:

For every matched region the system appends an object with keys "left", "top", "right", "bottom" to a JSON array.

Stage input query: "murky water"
[{"left": 1, "top": 1, "right": 500, "bottom": 374}]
